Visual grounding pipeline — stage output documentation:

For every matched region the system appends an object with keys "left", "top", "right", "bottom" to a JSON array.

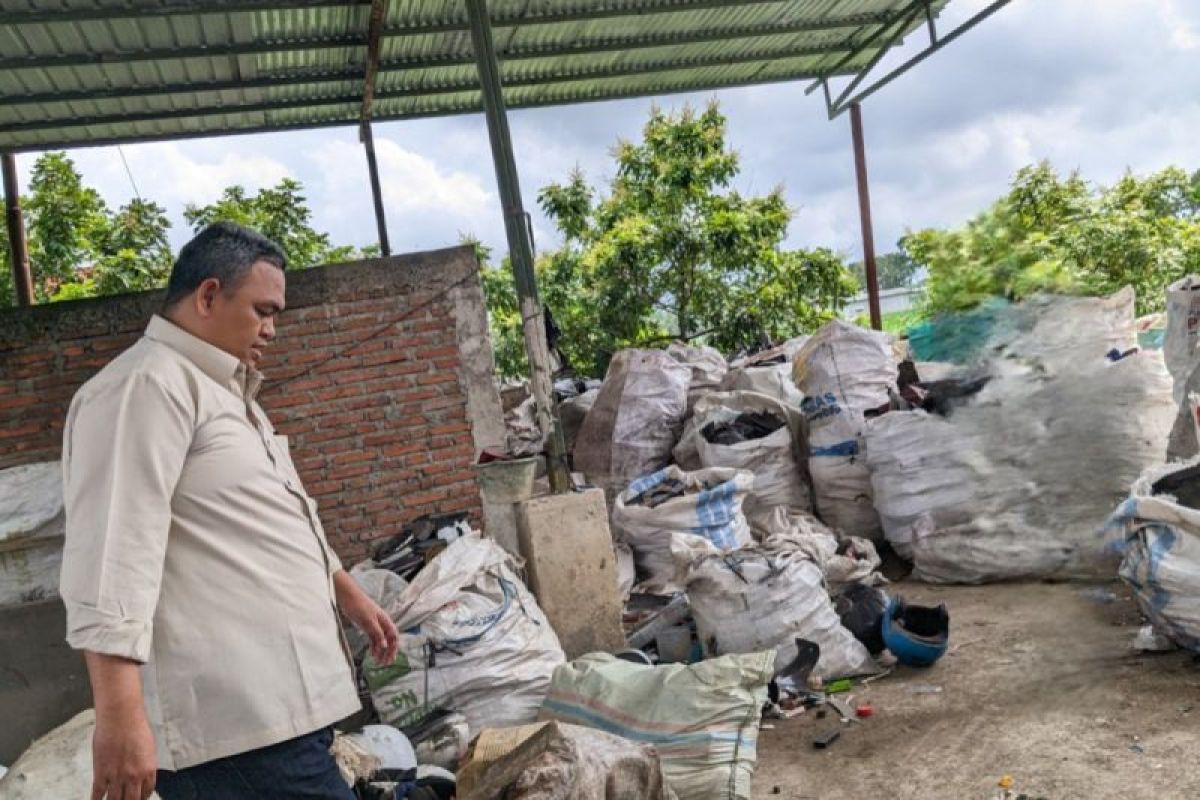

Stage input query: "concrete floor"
[{"left": 752, "top": 581, "right": 1200, "bottom": 800}]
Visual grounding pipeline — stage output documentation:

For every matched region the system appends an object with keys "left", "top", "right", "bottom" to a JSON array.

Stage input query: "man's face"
[{"left": 206, "top": 260, "right": 286, "bottom": 366}]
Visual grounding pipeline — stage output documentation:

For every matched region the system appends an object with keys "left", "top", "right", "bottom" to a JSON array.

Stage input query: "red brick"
[{"left": 416, "top": 373, "right": 457, "bottom": 387}]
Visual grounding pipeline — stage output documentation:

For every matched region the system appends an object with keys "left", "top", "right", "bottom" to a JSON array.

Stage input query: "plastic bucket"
[{"left": 473, "top": 457, "right": 538, "bottom": 504}]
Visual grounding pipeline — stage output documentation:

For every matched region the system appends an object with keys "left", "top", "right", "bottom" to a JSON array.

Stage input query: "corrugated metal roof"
[{"left": 0, "top": 0, "right": 948, "bottom": 152}]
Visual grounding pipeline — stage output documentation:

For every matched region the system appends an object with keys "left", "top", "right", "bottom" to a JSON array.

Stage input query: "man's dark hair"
[{"left": 163, "top": 222, "right": 287, "bottom": 309}]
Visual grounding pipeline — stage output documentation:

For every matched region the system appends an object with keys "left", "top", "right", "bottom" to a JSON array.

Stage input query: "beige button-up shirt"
[{"left": 60, "top": 315, "right": 360, "bottom": 770}]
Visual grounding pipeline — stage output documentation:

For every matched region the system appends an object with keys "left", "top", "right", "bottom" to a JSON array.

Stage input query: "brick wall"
[{"left": 0, "top": 245, "right": 504, "bottom": 563}]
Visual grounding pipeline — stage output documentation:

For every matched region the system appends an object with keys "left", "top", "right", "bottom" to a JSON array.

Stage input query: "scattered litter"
[
  {"left": 346, "top": 724, "right": 416, "bottom": 771},
  {"left": 907, "top": 683, "right": 943, "bottom": 695},
  {"left": 1079, "top": 587, "right": 1119, "bottom": 604},
  {"left": 855, "top": 704, "right": 874, "bottom": 718},
  {"left": 540, "top": 651, "right": 774, "bottom": 800},
  {"left": 833, "top": 582, "right": 889, "bottom": 655},
  {"left": 1132, "top": 624, "right": 1178, "bottom": 653},
  {"left": 410, "top": 711, "right": 471, "bottom": 771},
  {"left": 811, "top": 729, "right": 841, "bottom": 750},
  {"left": 882, "top": 597, "right": 950, "bottom": 667}
]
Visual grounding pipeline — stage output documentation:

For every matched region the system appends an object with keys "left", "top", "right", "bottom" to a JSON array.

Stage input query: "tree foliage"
[
  {"left": 183, "top": 178, "right": 377, "bottom": 268},
  {"left": 848, "top": 250, "right": 921, "bottom": 291},
  {"left": 483, "top": 102, "right": 856, "bottom": 379},
  {"left": 906, "top": 162, "right": 1200, "bottom": 317},
  {"left": 0, "top": 154, "right": 374, "bottom": 306}
]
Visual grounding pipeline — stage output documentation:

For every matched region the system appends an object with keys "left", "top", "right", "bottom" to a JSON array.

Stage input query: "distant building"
[{"left": 841, "top": 286, "right": 924, "bottom": 319}]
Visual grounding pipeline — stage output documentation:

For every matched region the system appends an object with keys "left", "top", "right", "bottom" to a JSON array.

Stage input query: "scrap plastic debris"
[{"left": 700, "top": 410, "right": 786, "bottom": 445}]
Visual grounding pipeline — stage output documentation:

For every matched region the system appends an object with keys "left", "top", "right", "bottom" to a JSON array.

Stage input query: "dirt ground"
[{"left": 752, "top": 580, "right": 1200, "bottom": 800}]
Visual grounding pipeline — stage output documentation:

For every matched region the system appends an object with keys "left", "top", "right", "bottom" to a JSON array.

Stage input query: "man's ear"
[{"left": 195, "top": 278, "right": 222, "bottom": 318}]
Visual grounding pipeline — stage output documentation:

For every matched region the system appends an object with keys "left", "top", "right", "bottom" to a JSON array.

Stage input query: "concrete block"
[{"left": 515, "top": 489, "right": 625, "bottom": 658}]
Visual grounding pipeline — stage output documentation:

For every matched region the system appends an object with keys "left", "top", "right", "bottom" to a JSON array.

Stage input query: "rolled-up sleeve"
[{"left": 60, "top": 372, "right": 194, "bottom": 663}]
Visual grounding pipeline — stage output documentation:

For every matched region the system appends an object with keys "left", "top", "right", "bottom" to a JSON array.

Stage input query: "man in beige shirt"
[{"left": 61, "top": 221, "right": 399, "bottom": 800}]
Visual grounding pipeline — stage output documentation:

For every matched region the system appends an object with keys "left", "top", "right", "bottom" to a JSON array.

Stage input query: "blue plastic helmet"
[{"left": 881, "top": 597, "right": 949, "bottom": 667}]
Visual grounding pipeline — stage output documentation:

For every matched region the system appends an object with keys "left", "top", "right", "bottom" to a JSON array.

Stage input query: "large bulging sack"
[
  {"left": 792, "top": 320, "right": 896, "bottom": 447},
  {"left": 873, "top": 290, "right": 1175, "bottom": 583},
  {"left": 679, "top": 539, "right": 878, "bottom": 680},
  {"left": 677, "top": 392, "right": 812, "bottom": 522},
  {"left": 574, "top": 350, "right": 691, "bottom": 491},
  {"left": 540, "top": 652, "right": 774, "bottom": 800},
  {"left": 1107, "top": 461, "right": 1200, "bottom": 651},
  {"left": 1164, "top": 275, "right": 1200, "bottom": 405},
  {"left": 611, "top": 466, "right": 754, "bottom": 593},
  {"left": 863, "top": 410, "right": 978, "bottom": 559},
  {"left": 363, "top": 534, "right": 565, "bottom": 736},
  {"left": 807, "top": 447, "right": 881, "bottom": 540}
]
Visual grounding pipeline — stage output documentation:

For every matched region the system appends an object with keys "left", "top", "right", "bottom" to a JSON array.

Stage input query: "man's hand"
[
  {"left": 84, "top": 652, "right": 157, "bottom": 800},
  {"left": 333, "top": 570, "right": 400, "bottom": 664}
]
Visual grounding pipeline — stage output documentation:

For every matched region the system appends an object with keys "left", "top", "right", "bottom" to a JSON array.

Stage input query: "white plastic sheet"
[
  {"left": 540, "top": 652, "right": 774, "bottom": 800},
  {"left": 363, "top": 534, "right": 565, "bottom": 737},
  {"left": 611, "top": 466, "right": 754, "bottom": 593}
]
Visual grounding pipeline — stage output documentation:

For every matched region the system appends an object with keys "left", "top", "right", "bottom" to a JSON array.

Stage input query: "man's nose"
[{"left": 262, "top": 317, "right": 276, "bottom": 340}]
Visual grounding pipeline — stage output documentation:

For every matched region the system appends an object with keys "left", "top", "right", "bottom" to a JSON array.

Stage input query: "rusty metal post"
[
  {"left": 849, "top": 103, "right": 882, "bottom": 330},
  {"left": 360, "top": 121, "right": 392, "bottom": 257},
  {"left": 2, "top": 153, "right": 33, "bottom": 306}
]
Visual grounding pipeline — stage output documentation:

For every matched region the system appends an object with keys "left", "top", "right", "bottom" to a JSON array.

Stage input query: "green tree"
[
  {"left": 483, "top": 102, "right": 855, "bottom": 378},
  {"left": 906, "top": 162, "right": 1200, "bottom": 317},
  {"left": 848, "top": 250, "right": 921, "bottom": 291},
  {"left": 184, "top": 178, "right": 376, "bottom": 268},
  {"left": 24, "top": 152, "right": 109, "bottom": 300},
  {"left": 91, "top": 198, "right": 175, "bottom": 296}
]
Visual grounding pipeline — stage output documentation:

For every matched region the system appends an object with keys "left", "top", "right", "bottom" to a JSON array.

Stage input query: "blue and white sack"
[
  {"left": 611, "top": 466, "right": 754, "bottom": 593},
  {"left": 1107, "top": 461, "right": 1200, "bottom": 651}
]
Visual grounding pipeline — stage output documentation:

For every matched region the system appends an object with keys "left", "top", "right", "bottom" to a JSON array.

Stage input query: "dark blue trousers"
[{"left": 155, "top": 727, "right": 354, "bottom": 800}]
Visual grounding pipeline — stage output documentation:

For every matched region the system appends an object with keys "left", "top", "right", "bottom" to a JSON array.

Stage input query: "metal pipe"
[
  {"left": 360, "top": 122, "right": 391, "bottom": 257},
  {"left": 465, "top": 0, "right": 571, "bottom": 493},
  {"left": 2, "top": 153, "right": 33, "bottom": 307},
  {"left": 849, "top": 104, "right": 881, "bottom": 331}
]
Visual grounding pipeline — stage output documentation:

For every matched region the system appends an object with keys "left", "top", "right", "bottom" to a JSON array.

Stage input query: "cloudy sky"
[{"left": 12, "top": 0, "right": 1199, "bottom": 264}]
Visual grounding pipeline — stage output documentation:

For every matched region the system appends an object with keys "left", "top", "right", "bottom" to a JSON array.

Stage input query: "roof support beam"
[
  {"left": 2, "top": 154, "right": 34, "bottom": 307},
  {"left": 0, "top": 43, "right": 855, "bottom": 110},
  {"left": 0, "top": 13, "right": 885, "bottom": 71},
  {"left": 360, "top": 0, "right": 391, "bottom": 257},
  {"left": 848, "top": 104, "right": 881, "bottom": 331},
  {"left": 465, "top": 0, "right": 570, "bottom": 494},
  {"left": 0, "top": 1, "right": 898, "bottom": 31},
  {"left": 0, "top": 47, "right": 860, "bottom": 135},
  {"left": 824, "top": 0, "right": 1014, "bottom": 118}
]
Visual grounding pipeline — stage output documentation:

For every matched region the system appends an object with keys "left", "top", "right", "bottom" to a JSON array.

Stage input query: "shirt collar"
[{"left": 145, "top": 314, "right": 243, "bottom": 388}]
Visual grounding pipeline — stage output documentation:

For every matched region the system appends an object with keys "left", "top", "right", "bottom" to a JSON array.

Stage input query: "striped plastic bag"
[
  {"left": 611, "top": 466, "right": 754, "bottom": 594},
  {"left": 539, "top": 651, "right": 774, "bottom": 800}
]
